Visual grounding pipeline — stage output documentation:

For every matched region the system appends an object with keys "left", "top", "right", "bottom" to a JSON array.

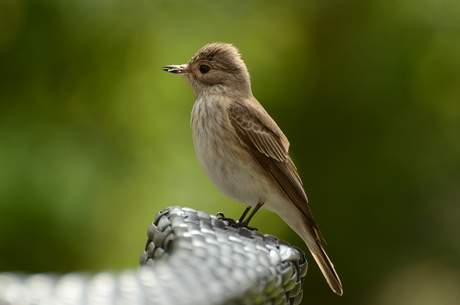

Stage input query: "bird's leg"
[
  {"left": 236, "top": 199, "right": 265, "bottom": 229},
  {"left": 217, "top": 206, "right": 251, "bottom": 227},
  {"left": 237, "top": 206, "right": 251, "bottom": 223},
  {"left": 217, "top": 200, "right": 264, "bottom": 230}
]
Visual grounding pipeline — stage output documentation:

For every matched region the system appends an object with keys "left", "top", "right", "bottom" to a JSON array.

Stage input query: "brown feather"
[
  {"left": 228, "top": 100, "right": 321, "bottom": 234},
  {"left": 228, "top": 99, "right": 343, "bottom": 295}
]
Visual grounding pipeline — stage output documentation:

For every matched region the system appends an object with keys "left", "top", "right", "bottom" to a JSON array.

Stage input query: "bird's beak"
[{"left": 162, "top": 65, "right": 190, "bottom": 74}]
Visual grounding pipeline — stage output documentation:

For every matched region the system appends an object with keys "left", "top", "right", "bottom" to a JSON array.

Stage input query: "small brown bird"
[{"left": 162, "top": 43, "right": 343, "bottom": 295}]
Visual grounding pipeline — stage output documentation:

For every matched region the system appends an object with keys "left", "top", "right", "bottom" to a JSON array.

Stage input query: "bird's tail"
[
  {"left": 306, "top": 238, "right": 343, "bottom": 296},
  {"left": 280, "top": 209, "right": 343, "bottom": 295}
]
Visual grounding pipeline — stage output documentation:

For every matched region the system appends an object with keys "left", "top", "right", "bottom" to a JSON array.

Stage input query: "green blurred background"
[{"left": 1, "top": 0, "right": 459, "bottom": 304}]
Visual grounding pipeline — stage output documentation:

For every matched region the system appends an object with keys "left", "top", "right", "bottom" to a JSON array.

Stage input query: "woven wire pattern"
[{"left": 0, "top": 206, "right": 307, "bottom": 305}]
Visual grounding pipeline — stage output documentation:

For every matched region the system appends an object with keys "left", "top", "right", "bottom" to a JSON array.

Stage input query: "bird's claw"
[{"left": 216, "top": 212, "right": 258, "bottom": 231}]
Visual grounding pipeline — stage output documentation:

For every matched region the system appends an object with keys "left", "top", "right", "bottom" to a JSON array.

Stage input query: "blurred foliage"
[{"left": 1, "top": 0, "right": 460, "bottom": 304}]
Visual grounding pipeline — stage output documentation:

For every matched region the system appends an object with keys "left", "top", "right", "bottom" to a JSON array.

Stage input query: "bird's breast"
[{"left": 190, "top": 96, "right": 278, "bottom": 207}]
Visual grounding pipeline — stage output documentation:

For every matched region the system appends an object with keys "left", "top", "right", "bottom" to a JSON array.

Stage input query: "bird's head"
[{"left": 163, "top": 43, "right": 252, "bottom": 98}]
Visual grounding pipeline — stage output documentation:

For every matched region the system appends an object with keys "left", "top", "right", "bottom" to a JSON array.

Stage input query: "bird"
[{"left": 162, "top": 42, "right": 343, "bottom": 295}]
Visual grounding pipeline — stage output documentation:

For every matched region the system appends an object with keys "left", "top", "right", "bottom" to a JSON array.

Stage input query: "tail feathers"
[
  {"left": 274, "top": 204, "right": 343, "bottom": 295},
  {"left": 308, "top": 241, "right": 343, "bottom": 296}
]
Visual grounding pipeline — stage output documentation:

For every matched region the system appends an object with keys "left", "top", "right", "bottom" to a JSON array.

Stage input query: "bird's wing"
[
  {"left": 228, "top": 99, "right": 343, "bottom": 296},
  {"left": 227, "top": 99, "right": 321, "bottom": 234}
]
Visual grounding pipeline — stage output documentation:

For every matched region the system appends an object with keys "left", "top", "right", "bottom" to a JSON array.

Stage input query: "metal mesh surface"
[{"left": 0, "top": 206, "right": 307, "bottom": 305}]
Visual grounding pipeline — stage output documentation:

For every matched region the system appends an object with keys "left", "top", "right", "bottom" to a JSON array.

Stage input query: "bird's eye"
[{"left": 199, "top": 65, "right": 211, "bottom": 74}]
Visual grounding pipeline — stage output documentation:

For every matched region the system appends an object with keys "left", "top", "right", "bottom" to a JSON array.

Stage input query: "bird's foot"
[
  {"left": 235, "top": 220, "right": 258, "bottom": 231},
  {"left": 216, "top": 212, "right": 258, "bottom": 231},
  {"left": 216, "top": 212, "right": 237, "bottom": 226}
]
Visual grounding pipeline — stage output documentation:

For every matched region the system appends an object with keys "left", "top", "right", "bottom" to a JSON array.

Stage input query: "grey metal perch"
[{"left": 0, "top": 206, "right": 307, "bottom": 305}]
